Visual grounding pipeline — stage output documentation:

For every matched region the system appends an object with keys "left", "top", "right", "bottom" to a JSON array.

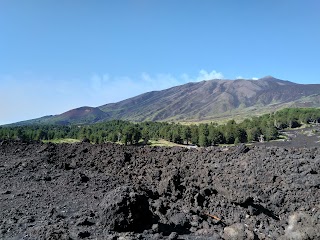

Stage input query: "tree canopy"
[{"left": 1, "top": 108, "right": 320, "bottom": 146}]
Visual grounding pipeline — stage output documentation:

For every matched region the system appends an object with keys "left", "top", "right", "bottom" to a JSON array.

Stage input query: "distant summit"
[
  {"left": 260, "top": 75, "right": 277, "bottom": 80},
  {"left": 257, "top": 76, "right": 297, "bottom": 86},
  {"left": 9, "top": 77, "right": 320, "bottom": 125}
]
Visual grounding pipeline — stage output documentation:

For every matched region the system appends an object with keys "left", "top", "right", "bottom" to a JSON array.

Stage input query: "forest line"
[{"left": 1, "top": 108, "right": 320, "bottom": 147}]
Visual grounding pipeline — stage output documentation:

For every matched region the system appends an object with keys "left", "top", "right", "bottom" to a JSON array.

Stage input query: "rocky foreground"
[{"left": 0, "top": 140, "right": 319, "bottom": 239}]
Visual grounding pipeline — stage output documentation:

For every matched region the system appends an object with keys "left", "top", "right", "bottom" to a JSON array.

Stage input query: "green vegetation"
[{"left": 1, "top": 108, "right": 320, "bottom": 147}]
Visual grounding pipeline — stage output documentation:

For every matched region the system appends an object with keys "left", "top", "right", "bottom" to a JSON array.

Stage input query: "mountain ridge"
[{"left": 7, "top": 76, "right": 320, "bottom": 125}]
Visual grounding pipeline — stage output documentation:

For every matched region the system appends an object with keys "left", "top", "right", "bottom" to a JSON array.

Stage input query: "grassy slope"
[{"left": 42, "top": 138, "right": 81, "bottom": 144}]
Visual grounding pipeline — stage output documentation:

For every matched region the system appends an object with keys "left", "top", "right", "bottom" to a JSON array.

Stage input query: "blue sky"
[{"left": 1, "top": 0, "right": 319, "bottom": 124}]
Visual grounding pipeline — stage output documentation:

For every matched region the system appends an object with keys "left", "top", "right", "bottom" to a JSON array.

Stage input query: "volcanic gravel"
[{"left": 0, "top": 140, "right": 319, "bottom": 240}]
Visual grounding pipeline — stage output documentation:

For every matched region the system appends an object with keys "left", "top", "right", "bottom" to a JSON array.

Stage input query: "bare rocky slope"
[
  {"left": 99, "top": 76, "right": 307, "bottom": 121},
  {"left": 11, "top": 76, "right": 320, "bottom": 126},
  {"left": 1, "top": 139, "right": 319, "bottom": 239}
]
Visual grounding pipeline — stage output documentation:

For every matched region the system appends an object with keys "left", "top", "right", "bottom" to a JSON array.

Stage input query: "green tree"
[
  {"left": 133, "top": 127, "right": 141, "bottom": 144},
  {"left": 224, "top": 120, "right": 237, "bottom": 144},
  {"left": 36, "top": 129, "right": 47, "bottom": 141},
  {"left": 198, "top": 124, "right": 209, "bottom": 147},
  {"left": 182, "top": 126, "right": 191, "bottom": 144},
  {"left": 190, "top": 125, "right": 199, "bottom": 145},
  {"left": 172, "top": 127, "right": 183, "bottom": 144},
  {"left": 234, "top": 137, "right": 240, "bottom": 145},
  {"left": 234, "top": 127, "right": 247, "bottom": 143},
  {"left": 264, "top": 126, "right": 278, "bottom": 141},
  {"left": 246, "top": 127, "right": 261, "bottom": 142},
  {"left": 141, "top": 128, "right": 150, "bottom": 145},
  {"left": 208, "top": 128, "right": 224, "bottom": 145},
  {"left": 122, "top": 125, "right": 134, "bottom": 145},
  {"left": 199, "top": 133, "right": 209, "bottom": 147}
]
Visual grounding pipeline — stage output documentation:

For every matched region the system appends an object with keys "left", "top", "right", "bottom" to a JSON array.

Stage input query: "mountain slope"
[
  {"left": 11, "top": 107, "right": 109, "bottom": 126},
  {"left": 99, "top": 76, "right": 320, "bottom": 121},
  {"left": 8, "top": 76, "right": 320, "bottom": 125}
]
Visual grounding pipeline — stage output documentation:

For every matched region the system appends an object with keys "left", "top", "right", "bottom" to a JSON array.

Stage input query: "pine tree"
[{"left": 182, "top": 126, "right": 191, "bottom": 144}]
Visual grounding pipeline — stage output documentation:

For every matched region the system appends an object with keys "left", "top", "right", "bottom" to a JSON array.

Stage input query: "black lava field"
[{"left": 0, "top": 140, "right": 319, "bottom": 239}]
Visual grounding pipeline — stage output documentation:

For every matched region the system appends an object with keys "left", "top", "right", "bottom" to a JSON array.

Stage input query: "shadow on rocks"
[{"left": 99, "top": 186, "right": 153, "bottom": 233}]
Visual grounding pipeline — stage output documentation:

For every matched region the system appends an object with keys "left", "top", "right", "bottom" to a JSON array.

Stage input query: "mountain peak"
[
  {"left": 9, "top": 77, "right": 320, "bottom": 125},
  {"left": 259, "top": 75, "right": 277, "bottom": 80},
  {"left": 257, "top": 76, "right": 296, "bottom": 86}
]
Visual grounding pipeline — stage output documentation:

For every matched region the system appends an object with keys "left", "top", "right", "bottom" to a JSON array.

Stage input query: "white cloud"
[
  {"left": 196, "top": 70, "right": 224, "bottom": 81},
  {"left": 141, "top": 72, "right": 181, "bottom": 90},
  {"left": 236, "top": 76, "right": 260, "bottom": 80},
  {"left": 89, "top": 69, "right": 224, "bottom": 103},
  {"left": 89, "top": 74, "right": 141, "bottom": 103}
]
